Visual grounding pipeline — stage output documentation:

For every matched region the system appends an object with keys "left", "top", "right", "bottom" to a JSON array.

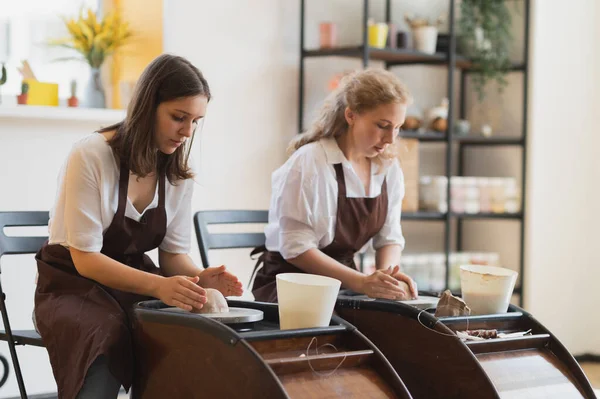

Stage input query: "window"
[{"left": 0, "top": 0, "right": 99, "bottom": 100}]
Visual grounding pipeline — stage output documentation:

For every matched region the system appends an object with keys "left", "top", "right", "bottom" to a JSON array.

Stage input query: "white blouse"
[
  {"left": 264, "top": 137, "right": 406, "bottom": 260},
  {"left": 48, "top": 133, "right": 195, "bottom": 254}
]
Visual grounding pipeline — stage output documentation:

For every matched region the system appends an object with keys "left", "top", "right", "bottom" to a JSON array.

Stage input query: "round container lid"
[{"left": 165, "top": 307, "right": 264, "bottom": 324}]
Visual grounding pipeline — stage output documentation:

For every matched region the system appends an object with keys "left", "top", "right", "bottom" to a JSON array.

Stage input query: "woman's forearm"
[
  {"left": 287, "top": 248, "right": 365, "bottom": 292},
  {"left": 375, "top": 244, "right": 402, "bottom": 270},
  {"left": 158, "top": 251, "right": 202, "bottom": 277},
  {"left": 70, "top": 248, "right": 164, "bottom": 297}
]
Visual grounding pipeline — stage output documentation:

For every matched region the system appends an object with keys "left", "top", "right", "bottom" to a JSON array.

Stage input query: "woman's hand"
[
  {"left": 358, "top": 266, "right": 406, "bottom": 300},
  {"left": 359, "top": 266, "right": 418, "bottom": 300},
  {"left": 198, "top": 265, "right": 244, "bottom": 297},
  {"left": 155, "top": 275, "right": 207, "bottom": 311},
  {"left": 389, "top": 266, "right": 418, "bottom": 299}
]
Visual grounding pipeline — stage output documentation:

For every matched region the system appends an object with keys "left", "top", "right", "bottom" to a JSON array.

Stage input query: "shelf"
[
  {"left": 401, "top": 212, "right": 446, "bottom": 221},
  {"left": 303, "top": 46, "right": 526, "bottom": 72},
  {"left": 400, "top": 130, "right": 446, "bottom": 142},
  {"left": 303, "top": 46, "right": 471, "bottom": 67},
  {"left": 454, "top": 136, "right": 524, "bottom": 146},
  {"left": 397, "top": 133, "right": 524, "bottom": 145},
  {"left": 0, "top": 104, "right": 126, "bottom": 124},
  {"left": 464, "top": 62, "right": 527, "bottom": 74},
  {"left": 403, "top": 212, "right": 523, "bottom": 221},
  {"left": 453, "top": 212, "right": 523, "bottom": 220}
]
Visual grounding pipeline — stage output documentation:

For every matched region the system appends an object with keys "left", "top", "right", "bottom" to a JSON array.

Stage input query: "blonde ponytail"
[{"left": 288, "top": 68, "right": 413, "bottom": 161}]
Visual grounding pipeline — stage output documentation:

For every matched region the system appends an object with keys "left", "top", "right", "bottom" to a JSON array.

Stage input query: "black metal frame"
[
  {"left": 0, "top": 211, "right": 49, "bottom": 399},
  {"left": 193, "top": 210, "right": 269, "bottom": 269},
  {"left": 298, "top": 0, "right": 530, "bottom": 307}
]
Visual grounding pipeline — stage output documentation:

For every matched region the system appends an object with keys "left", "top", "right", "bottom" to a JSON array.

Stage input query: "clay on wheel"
[
  {"left": 396, "top": 281, "right": 413, "bottom": 300},
  {"left": 192, "top": 288, "right": 229, "bottom": 314}
]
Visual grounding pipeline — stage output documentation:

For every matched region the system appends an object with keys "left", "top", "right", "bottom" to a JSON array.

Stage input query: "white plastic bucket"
[
  {"left": 413, "top": 26, "right": 438, "bottom": 54},
  {"left": 276, "top": 273, "right": 341, "bottom": 330},
  {"left": 460, "top": 265, "right": 518, "bottom": 315}
]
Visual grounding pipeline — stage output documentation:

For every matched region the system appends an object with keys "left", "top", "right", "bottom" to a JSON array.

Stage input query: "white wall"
[
  {"left": 0, "top": 117, "right": 121, "bottom": 396},
  {"left": 163, "top": 0, "right": 298, "bottom": 288},
  {"left": 525, "top": 0, "right": 600, "bottom": 355}
]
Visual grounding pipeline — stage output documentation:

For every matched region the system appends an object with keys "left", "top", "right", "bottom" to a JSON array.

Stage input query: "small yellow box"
[{"left": 24, "top": 79, "right": 59, "bottom": 106}]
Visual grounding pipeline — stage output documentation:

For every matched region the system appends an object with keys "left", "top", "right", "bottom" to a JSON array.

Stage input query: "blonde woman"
[{"left": 251, "top": 68, "right": 418, "bottom": 303}]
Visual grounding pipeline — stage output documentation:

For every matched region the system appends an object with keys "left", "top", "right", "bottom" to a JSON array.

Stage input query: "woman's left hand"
[
  {"left": 198, "top": 265, "right": 244, "bottom": 297},
  {"left": 387, "top": 265, "right": 418, "bottom": 299}
]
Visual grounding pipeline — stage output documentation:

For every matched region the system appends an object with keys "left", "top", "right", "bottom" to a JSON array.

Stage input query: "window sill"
[{"left": 0, "top": 105, "right": 126, "bottom": 124}]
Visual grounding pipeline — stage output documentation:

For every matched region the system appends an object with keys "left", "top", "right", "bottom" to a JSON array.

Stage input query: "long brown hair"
[
  {"left": 98, "top": 54, "right": 211, "bottom": 183},
  {"left": 289, "top": 68, "right": 412, "bottom": 162}
]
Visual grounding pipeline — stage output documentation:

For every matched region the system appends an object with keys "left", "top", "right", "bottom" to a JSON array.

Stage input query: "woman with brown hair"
[
  {"left": 252, "top": 68, "right": 418, "bottom": 303},
  {"left": 34, "top": 54, "right": 243, "bottom": 398}
]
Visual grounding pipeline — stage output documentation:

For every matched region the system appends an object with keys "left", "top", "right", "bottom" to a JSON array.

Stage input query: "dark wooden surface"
[
  {"left": 265, "top": 349, "right": 373, "bottom": 375},
  {"left": 132, "top": 320, "right": 288, "bottom": 399},
  {"left": 134, "top": 308, "right": 413, "bottom": 398},
  {"left": 279, "top": 367, "right": 398, "bottom": 399},
  {"left": 466, "top": 334, "right": 550, "bottom": 354},
  {"left": 477, "top": 349, "right": 586, "bottom": 398},
  {"left": 249, "top": 330, "right": 412, "bottom": 398},
  {"left": 336, "top": 307, "right": 500, "bottom": 399},
  {"left": 442, "top": 309, "right": 597, "bottom": 398}
]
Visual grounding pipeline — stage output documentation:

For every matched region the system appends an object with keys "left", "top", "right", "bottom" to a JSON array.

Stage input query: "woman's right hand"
[
  {"left": 155, "top": 275, "right": 207, "bottom": 311},
  {"left": 359, "top": 266, "right": 411, "bottom": 300}
]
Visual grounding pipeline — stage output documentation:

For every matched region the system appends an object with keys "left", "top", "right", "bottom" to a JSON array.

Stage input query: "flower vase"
[{"left": 83, "top": 67, "right": 106, "bottom": 108}]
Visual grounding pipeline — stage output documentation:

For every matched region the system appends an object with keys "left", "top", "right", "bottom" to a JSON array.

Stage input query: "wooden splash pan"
[
  {"left": 131, "top": 299, "right": 414, "bottom": 398},
  {"left": 335, "top": 291, "right": 596, "bottom": 399}
]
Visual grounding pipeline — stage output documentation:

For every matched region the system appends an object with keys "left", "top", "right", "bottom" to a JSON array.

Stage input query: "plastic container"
[
  {"left": 463, "top": 177, "right": 480, "bottom": 214},
  {"left": 319, "top": 22, "right": 337, "bottom": 48},
  {"left": 450, "top": 177, "right": 465, "bottom": 213},
  {"left": 276, "top": 273, "right": 341, "bottom": 330},
  {"left": 368, "top": 22, "right": 389, "bottom": 48},
  {"left": 477, "top": 178, "right": 492, "bottom": 213},
  {"left": 419, "top": 176, "right": 447, "bottom": 212},
  {"left": 412, "top": 26, "right": 438, "bottom": 54},
  {"left": 490, "top": 178, "right": 506, "bottom": 213},
  {"left": 459, "top": 265, "right": 518, "bottom": 315},
  {"left": 448, "top": 253, "right": 467, "bottom": 291},
  {"left": 503, "top": 178, "right": 520, "bottom": 213},
  {"left": 412, "top": 255, "right": 431, "bottom": 291},
  {"left": 430, "top": 254, "right": 446, "bottom": 292}
]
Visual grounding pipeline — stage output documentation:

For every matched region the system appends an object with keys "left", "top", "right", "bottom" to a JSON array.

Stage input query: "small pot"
[
  {"left": 396, "top": 31, "right": 411, "bottom": 49},
  {"left": 17, "top": 93, "right": 28, "bottom": 105},
  {"left": 68, "top": 96, "right": 79, "bottom": 107},
  {"left": 413, "top": 26, "right": 438, "bottom": 54},
  {"left": 319, "top": 22, "right": 337, "bottom": 48}
]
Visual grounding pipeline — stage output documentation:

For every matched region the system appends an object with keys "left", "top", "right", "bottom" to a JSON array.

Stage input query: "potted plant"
[
  {"left": 68, "top": 80, "right": 79, "bottom": 107},
  {"left": 17, "top": 82, "right": 28, "bottom": 105},
  {"left": 405, "top": 13, "right": 445, "bottom": 54},
  {"left": 49, "top": 8, "right": 132, "bottom": 108},
  {"left": 458, "top": 0, "right": 514, "bottom": 101}
]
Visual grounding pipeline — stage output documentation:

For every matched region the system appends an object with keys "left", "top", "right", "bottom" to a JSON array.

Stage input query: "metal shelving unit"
[{"left": 298, "top": 0, "right": 529, "bottom": 306}]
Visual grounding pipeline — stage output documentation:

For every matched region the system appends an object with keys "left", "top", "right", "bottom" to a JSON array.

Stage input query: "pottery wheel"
[
  {"left": 339, "top": 294, "right": 440, "bottom": 310},
  {"left": 396, "top": 296, "right": 440, "bottom": 310},
  {"left": 164, "top": 307, "right": 264, "bottom": 324}
]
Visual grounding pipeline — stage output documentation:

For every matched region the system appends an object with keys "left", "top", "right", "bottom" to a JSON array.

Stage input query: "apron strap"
[
  {"left": 116, "top": 161, "right": 130, "bottom": 219},
  {"left": 158, "top": 172, "right": 166, "bottom": 209},
  {"left": 248, "top": 245, "right": 267, "bottom": 289},
  {"left": 333, "top": 163, "right": 346, "bottom": 199}
]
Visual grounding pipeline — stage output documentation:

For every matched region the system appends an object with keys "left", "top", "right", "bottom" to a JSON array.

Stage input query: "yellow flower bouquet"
[
  {"left": 49, "top": 8, "right": 132, "bottom": 108},
  {"left": 51, "top": 8, "right": 132, "bottom": 69}
]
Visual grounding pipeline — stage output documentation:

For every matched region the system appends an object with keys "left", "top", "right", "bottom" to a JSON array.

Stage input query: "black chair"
[
  {"left": 193, "top": 210, "right": 269, "bottom": 269},
  {"left": 0, "top": 211, "right": 49, "bottom": 398}
]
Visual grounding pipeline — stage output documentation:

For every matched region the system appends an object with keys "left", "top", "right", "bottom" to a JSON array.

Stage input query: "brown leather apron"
[
  {"left": 34, "top": 161, "right": 166, "bottom": 399},
  {"left": 251, "top": 163, "right": 389, "bottom": 302}
]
